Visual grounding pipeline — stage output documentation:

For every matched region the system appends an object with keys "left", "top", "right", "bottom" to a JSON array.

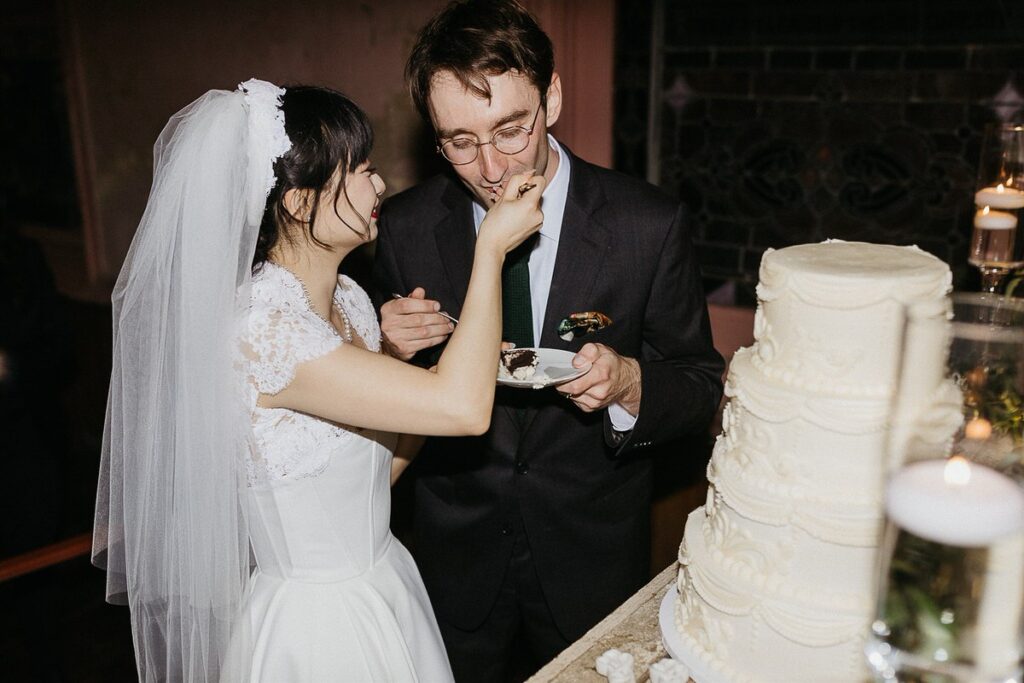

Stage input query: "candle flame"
[
  {"left": 997, "top": 184, "right": 1006, "bottom": 193},
  {"left": 944, "top": 456, "right": 971, "bottom": 486},
  {"left": 982, "top": 206, "right": 991, "bottom": 216}
]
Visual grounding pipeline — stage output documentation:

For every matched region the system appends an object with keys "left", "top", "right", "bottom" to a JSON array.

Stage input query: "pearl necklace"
[{"left": 274, "top": 262, "right": 353, "bottom": 343}]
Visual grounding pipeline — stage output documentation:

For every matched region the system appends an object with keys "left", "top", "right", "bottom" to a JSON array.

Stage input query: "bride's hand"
[{"left": 477, "top": 170, "right": 546, "bottom": 257}]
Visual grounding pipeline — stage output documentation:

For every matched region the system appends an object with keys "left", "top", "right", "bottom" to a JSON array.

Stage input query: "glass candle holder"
[
  {"left": 867, "top": 293, "right": 1024, "bottom": 682},
  {"left": 971, "top": 124, "right": 1024, "bottom": 292}
]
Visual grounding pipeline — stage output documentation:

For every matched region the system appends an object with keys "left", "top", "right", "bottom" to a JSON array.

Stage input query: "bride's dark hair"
[{"left": 252, "top": 85, "right": 374, "bottom": 269}]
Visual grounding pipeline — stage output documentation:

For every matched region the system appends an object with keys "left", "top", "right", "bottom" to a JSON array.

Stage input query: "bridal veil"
[{"left": 92, "top": 79, "right": 291, "bottom": 682}]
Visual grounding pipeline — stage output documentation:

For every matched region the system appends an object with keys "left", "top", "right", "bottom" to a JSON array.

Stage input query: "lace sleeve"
[
  {"left": 244, "top": 301, "right": 342, "bottom": 396},
  {"left": 337, "top": 275, "right": 382, "bottom": 353}
]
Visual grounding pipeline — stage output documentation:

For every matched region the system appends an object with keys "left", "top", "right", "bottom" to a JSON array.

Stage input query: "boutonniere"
[{"left": 557, "top": 311, "right": 613, "bottom": 341}]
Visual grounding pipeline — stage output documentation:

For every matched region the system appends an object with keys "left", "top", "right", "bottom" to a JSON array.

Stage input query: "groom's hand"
[
  {"left": 380, "top": 287, "right": 454, "bottom": 361},
  {"left": 557, "top": 343, "right": 642, "bottom": 415}
]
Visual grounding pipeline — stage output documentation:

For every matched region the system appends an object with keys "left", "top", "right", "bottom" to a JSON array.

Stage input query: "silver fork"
[{"left": 391, "top": 293, "right": 459, "bottom": 325}]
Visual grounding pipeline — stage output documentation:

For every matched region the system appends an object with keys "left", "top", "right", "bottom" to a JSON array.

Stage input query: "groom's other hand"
[
  {"left": 558, "top": 343, "right": 642, "bottom": 415},
  {"left": 380, "top": 287, "right": 454, "bottom": 361}
]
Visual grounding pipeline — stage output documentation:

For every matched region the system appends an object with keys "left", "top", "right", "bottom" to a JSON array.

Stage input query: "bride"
[{"left": 92, "top": 79, "right": 544, "bottom": 682}]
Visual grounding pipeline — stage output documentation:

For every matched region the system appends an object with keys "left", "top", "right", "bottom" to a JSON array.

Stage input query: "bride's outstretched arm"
[{"left": 261, "top": 171, "right": 544, "bottom": 436}]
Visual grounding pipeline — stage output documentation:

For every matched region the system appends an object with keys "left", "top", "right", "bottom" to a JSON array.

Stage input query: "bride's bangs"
[{"left": 253, "top": 86, "right": 376, "bottom": 265}]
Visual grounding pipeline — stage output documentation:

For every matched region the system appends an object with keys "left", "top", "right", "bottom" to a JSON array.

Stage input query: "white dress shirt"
[{"left": 472, "top": 136, "right": 638, "bottom": 432}]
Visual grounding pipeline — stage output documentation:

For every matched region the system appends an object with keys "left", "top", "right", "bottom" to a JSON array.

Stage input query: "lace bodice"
[{"left": 241, "top": 262, "right": 382, "bottom": 488}]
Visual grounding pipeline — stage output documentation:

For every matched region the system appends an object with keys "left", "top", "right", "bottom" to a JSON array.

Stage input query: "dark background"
[{"left": 616, "top": 0, "right": 1023, "bottom": 301}]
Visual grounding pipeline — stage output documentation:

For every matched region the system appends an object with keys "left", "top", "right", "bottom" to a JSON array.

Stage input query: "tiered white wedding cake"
[{"left": 673, "top": 241, "right": 952, "bottom": 683}]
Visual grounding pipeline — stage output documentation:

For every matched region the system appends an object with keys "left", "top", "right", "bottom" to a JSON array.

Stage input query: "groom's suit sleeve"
[
  {"left": 607, "top": 203, "right": 724, "bottom": 457},
  {"left": 371, "top": 208, "right": 445, "bottom": 370}
]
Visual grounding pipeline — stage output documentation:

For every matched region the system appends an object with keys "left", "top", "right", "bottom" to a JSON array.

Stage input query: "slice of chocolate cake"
[{"left": 499, "top": 348, "right": 538, "bottom": 380}]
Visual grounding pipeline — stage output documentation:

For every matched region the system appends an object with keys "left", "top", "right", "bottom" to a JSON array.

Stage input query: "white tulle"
[{"left": 92, "top": 80, "right": 289, "bottom": 682}]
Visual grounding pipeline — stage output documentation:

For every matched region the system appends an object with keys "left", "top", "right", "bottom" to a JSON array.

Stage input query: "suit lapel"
[
  {"left": 433, "top": 180, "right": 523, "bottom": 427},
  {"left": 522, "top": 153, "right": 612, "bottom": 437},
  {"left": 434, "top": 181, "right": 476, "bottom": 312},
  {"left": 539, "top": 154, "right": 611, "bottom": 349}
]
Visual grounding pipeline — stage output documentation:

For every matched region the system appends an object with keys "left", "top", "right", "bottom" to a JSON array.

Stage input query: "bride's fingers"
[
  {"left": 480, "top": 171, "right": 545, "bottom": 250},
  {"left": 497, "top": 170, "right": 539, "bottom": 204},
  {"left": 516, "top": 179, "right": 543, "bottom": 202},
  {"left": 514, "top": 175, "right": 539, "bottom": 199}
]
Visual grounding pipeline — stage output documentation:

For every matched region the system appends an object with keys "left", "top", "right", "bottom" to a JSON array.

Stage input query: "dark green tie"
[{"left": 502, "top": 236, "right": 536, "bottom": 348}]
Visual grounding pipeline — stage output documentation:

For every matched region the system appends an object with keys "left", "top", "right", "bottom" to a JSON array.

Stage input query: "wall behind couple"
[
  {"left": 0, "top": 0, "right": 614, "bottom": 563},
  {"left": 64, "top": 0, "right": 615, "bottom": 290}
]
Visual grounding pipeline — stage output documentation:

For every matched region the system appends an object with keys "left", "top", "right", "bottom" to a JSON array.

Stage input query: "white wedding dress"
[{"left": 234, "top": 262, "right": 454, "bottom": 682}]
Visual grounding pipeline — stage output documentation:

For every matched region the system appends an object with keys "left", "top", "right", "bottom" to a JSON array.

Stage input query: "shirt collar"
[{"left": 540, "top": 136, "right": 570, "bottom": 239}]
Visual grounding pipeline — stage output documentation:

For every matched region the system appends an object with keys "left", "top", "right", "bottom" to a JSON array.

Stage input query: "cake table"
[{"left": 526, "top": 564, "right": 691, "bottom": 682}]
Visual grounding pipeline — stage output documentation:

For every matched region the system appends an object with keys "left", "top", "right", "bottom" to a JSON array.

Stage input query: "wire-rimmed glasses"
[{"left": 437, "top": 104, "right": 542, "bottom": 165}]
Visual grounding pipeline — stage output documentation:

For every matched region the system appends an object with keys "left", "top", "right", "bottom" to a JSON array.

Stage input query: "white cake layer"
[
  {"left": 694, "top": 484, "right": 877, "bottom": 617},
  {"left": 715, "top": 351, "right": 890, "bottom": 544},
  {"left": 727, "top": 347, "right": 893, "bottom": 432},
  {"left": 752, "top": 241, "right": 951, "bottom": 396},
  {"left": 709, "top": 435, "right": 884, "bottom": 550},
  {"left": 676, "top": 509, "right": 871, "bottom": 683}
]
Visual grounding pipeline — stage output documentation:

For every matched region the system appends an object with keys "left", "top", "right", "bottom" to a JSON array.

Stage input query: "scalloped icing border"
[
  {"left": 747, "top": 346, "right": 891, "bottom": 399},
  {"left": 674, "top": 580, "right": 756, "bottom": 683},
  {"left": 710, "top": 448, "right": 883, "bottom": 547},
  {"left": 756, "top": 268, "right": 951, "bottom": 310},
  {"left": 710, "top": 396, "right": 886, "bottom": 547},
  {"left": 673, "top": 591, "right": 869, "bottom": 683},
  {"left": 681, "top": 509, "right": 872, "bottom": 644},
  {"left": 755, "top": 242, "right": 952, "bottom": 310},
  {"left": 726, "top": 350, "right": 890, "bottom": 433}
]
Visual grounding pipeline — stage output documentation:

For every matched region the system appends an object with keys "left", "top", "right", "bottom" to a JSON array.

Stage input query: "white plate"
[{"left": 497, "top": 348, "right": 591, "bottom": 389}]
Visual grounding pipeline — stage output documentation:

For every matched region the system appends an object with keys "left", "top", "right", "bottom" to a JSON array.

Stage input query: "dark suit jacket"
[{"left": 372, "top": 147, "right": 724, "bottom": 640}]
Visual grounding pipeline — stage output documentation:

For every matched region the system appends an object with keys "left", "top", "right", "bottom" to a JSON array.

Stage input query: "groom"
[{"left": 372, "top": 1, "right": 724, "bottom": 679}]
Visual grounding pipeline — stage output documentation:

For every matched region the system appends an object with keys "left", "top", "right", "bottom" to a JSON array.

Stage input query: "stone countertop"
[{"left": 527, "top": 564, "right": 690, "bottom": 683}]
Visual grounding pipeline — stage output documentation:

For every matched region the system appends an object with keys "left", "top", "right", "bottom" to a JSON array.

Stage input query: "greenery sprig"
[{"left": 960, "top": 361, "right": 1024, "bottom": 444}]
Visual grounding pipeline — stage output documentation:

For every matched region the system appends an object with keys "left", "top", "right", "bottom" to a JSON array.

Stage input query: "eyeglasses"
[{"left": 437, "top": 105, "right": 542, "bottom": 165}]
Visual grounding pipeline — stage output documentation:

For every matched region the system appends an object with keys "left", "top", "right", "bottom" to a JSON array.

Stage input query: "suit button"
[
  {"left": 501, "top": 524, "right": 512, "bottom": 536},
  {"left": 515, "top": 460, "right": 529, "bottom": 475}
]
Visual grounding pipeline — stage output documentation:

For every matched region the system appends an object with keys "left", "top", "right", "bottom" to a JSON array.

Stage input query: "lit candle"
[
  {"left": 886, "top": 456, "right": 1024, "bottom": 547},
  {"left": 974, "top": 206, "right": 1018, "bottom": 230},
  {"left": 963, "top": 416, "right": 992, "bottom": 440},
  {"left": 888, "top": 458, "right": 1024, "bottom": 675},
  {"left": 975, "top": 183, "right": 1024, "bottom": 210},
  {"left": 971, "top": 206, "right": 1018, "bottom": 264}
]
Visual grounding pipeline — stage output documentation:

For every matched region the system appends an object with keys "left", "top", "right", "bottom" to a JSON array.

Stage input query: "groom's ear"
[
  {"left": 543, "top": 73, "right": 563, "bottom": 129},
  {"left": 282, "top": 188, "right": 314, "bottom": 224}
]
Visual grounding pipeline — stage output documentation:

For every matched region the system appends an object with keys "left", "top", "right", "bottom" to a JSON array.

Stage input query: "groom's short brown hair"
[{"left": 406, "top": 0, "right": 555, "bottom": 123}]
